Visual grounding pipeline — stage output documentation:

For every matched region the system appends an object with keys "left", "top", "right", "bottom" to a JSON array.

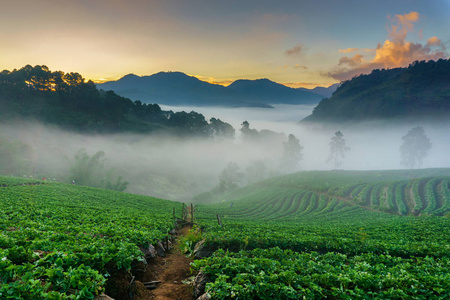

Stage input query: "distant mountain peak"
[{"left": 97, "top": 70, "right": 323, "bottom": 107}]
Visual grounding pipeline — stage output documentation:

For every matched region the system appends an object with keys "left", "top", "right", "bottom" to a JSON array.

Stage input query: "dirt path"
[{"left": 147, "top": 226, "right": 194, "bottom": 300}]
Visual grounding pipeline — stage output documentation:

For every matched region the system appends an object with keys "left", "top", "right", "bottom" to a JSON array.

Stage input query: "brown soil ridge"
[{"left": 148, "top": 226, "right": 194, "bottom": 300}]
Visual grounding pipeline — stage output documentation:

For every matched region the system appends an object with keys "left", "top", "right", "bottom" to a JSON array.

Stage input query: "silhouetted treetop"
[{"left": 0, "top": 65, "right": 234, "bottom": 137}]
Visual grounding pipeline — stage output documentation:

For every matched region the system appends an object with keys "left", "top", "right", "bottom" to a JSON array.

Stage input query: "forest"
[
  {"left": 303, "top": 59, "right": 450, "bottom": 123},
  {"left": 0, "top": 65, "right": 234, "bottom": 138}
]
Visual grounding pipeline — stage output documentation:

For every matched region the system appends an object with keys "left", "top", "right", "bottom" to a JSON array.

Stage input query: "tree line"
[
  {"left": 207, "top": 125, "right": 433, "bottom": 197},
  {"left": 0, "top": 65, "right": 235, "bottom": 138}
]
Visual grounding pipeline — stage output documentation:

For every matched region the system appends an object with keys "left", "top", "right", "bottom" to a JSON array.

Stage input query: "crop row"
[
  {"left": 336, "top": 177, "right": 450, "bottom": 216},
  {"left": 0, "top": 180, "right": 179, "bottom": 299},
  {"left": 192, "top": 247, "right": 450, "bottom": 299},
  {"left": 193, "top": 171, "right": 450, "bottom": 299}
]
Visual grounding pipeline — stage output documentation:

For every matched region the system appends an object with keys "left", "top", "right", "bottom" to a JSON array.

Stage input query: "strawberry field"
[
  {"left": 0, "top": 177, "right": 179, "bottom": 299},
  {"left": 193, "top": 169, "right": 450, "bottom": 299},
  {"left": 2, "top": 169, "right": 450, "bottom": 299}
]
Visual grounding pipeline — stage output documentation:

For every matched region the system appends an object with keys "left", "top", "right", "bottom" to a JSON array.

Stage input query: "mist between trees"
[{"left": 2, "top": 116, "right": 450, "bottom": 203}]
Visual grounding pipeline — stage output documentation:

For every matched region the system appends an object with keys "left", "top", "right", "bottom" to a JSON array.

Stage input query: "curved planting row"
[
  {"left": 336, "top": 177, "right": 450, "bottom": 216},
  {"left": 199, "top": 187, "right": 361, "bottom": 222},
  {"left": 200, "top": 175, "right": 450, "bottom": 222},
  {"left": 434, "top": 178, "right": 450, "bottom": 215},
  {"left": 194, "top": 173, "right": 450, "bottom": 300}
]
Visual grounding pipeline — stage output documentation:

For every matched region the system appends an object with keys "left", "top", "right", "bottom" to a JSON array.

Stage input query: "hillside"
[
  {"left": 0, "top": 65, "right": 234, "bottom": 137},
  {"left": 226, "top": 78, "right": 322, "bottom": 105},
  {"left": 198, "top": 168, "right": 450, "bottom": 218},
  {"left": 98, "top": 72, "right": 323, "bottom": 107},
  {"left": 192, "top": 169, "right": 450, "bottom": 299},
  {"left": 302, "top": 59, "right": 450, "bottom": 123}
]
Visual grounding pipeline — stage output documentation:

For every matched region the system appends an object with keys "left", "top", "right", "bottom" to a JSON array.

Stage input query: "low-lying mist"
[{"left": 2, "top": 104, "right": 450, "bottom": 202}]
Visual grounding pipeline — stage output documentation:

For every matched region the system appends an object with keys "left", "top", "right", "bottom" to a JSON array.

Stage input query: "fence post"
[
  {"left": 216, "top": 214, "right": 222, "bottom": 227},
  {"left": 173, "top": 207, "right": 176, "bottom": 227},
  {"left": 190, "top": 203, "right": 194, "bottom": 223},
  {"left": 182, "top": 203, "right": 186, "bottom": 221}
]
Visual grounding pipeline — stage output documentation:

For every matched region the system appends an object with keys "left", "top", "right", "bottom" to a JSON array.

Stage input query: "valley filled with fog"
[{"left": 3, "top": 104, "right": 450, "bottom": 202}]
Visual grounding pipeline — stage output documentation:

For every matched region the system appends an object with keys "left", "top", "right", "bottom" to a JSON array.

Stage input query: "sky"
[{"left": 1, "top": 0, "right": 449, "bottom": 88}]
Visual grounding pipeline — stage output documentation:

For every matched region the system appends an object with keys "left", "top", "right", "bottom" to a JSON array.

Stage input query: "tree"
[
  {"left": 168, "top": 111, "right": 210, "bottom": 137},
  {"left": 280, "top": 134, "right": 303, "bottom": 173},
  {"left": 209, "top": 117, "right": 235, "bottom": 139},
  {"left": 0, "top": 137, "right": 32, "bottom": 176},
  {"left": 327, "top": 131, "right": 350, "bottom": 169},
  {"left": 246, "top": 160, "right": 267, "bottom": 184},
  {"left": 69, "top": 149, "right": 128, "bottom": 191},
  {"left": 400, "top": 126, "right": 432, "bottom": 169},
  {"left": 218, "top": 162, "right": 244, "bottom": 193},
  {"left": 240, "top": 121, "right": 259, "bottom": 142}
]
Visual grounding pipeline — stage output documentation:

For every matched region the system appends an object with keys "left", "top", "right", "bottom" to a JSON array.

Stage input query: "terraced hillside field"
[
  {"left": 193, "top": 169, "right": 450, "bottom": 299},
  {"left": 0, "top": 176, "right": 180, "bottom": 299},
  {"left": 200, "top": 169, "right": 450, "bottom": 218}
]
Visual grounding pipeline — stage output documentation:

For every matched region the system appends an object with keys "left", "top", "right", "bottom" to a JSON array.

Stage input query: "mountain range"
[
  {"left": 298, "top": 83, "right": 339, "bottom": 98},
  {"left": 97, "top": 72, "right": 333, "bottom": 108}
]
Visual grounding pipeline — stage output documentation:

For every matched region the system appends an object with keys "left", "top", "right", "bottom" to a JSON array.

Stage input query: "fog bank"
[{"left": 2, "top": 104, "right": 450, "bottom": 202}]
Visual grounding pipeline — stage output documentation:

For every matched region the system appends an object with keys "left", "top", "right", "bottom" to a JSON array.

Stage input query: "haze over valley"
[{"left": 1, "top": 2, "right": 450, "bottom": 299}]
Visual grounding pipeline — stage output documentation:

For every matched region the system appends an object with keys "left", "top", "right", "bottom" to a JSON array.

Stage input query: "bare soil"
[
  {"left": 148, "top": 226, "right": 193, "bottom": 300},
  {"left": 104, "top": 226, "right": 194, "bottom": 300}
]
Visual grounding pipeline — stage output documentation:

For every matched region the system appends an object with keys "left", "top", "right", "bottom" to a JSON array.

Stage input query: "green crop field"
[
  {"left": 193, "top": 169, "right": 450, "bottom": 299},
  {"left": 2, "top": 169, "right": 450, "bottom": 299},
  {"left": 0, "top": 177, "right": 180, "bottom": 299}
]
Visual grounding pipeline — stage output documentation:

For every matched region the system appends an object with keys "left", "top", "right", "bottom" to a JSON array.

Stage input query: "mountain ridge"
[
  {"left": 97, "top": 72, "right": 324, "bottom": 107},
  {"left": 302, "top": 59, "right": 450, "bottom": 123}
]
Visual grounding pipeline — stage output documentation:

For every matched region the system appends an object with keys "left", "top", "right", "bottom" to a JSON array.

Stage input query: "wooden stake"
[{"left": 216, "top": 214, "right": 222, "bottom": 227}]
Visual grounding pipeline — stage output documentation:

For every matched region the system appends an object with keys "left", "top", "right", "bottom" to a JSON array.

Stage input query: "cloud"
[
  {"left": 282, "top": 64, "right": 308, "bottom": 70},
  {"left": 285, "top": 44, "right": 305, "bottom": 56},
  {"left": 427, "top": 36, "right": 441, "bottom": 46},
  {"left": 327, "top": 11, "right": 448, "bottom": 81},
  {"left": 388, "top": 11, "right": 419, "bottom": 42},
  {"left": 293, "top": 64, "right": 308, "bottom": 69},
  {"left": 190, "top": 74, "right": 234, "bottom": 86},
  {"left": 339, "top": 48, "right": 372, "bottom": 53},
  {"left": 339, "top": 54, "right": 364, "bottom": 67},
  {"left": 282, "top": 82, "right": 334, "bottom": 88},
  {"left": 339, "top": 48, "right": 358, "bottom": 53}
]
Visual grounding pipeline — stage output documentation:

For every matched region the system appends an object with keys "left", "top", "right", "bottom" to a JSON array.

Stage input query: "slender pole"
[{"left": 216, "top": 214, "right": 222, "bottom": 227}]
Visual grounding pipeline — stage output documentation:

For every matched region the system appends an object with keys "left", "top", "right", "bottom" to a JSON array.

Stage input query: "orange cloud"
[
  {"left": 427, "top": 36, "right": 441, "bottom": 46},
  {"left": 339, "top": 48, "right": 372, "bottom": 53},
  {"left": 389, "top": 11, "right": 419, "bottom": 42},
  {"left": 327, "top": 12, "right": 448, "bottom": 81},
  {"left": 339, "top": 48, "right": 358, "bottom": 53},
  {"left": 283, "top": 82, "right": 334, "bottom": 89},
  {"left": 282, "top": 64, "right": 308, "bottom": 70},
  {"left": 190, "top": 74, "right": 234, "bottom": 86}
]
